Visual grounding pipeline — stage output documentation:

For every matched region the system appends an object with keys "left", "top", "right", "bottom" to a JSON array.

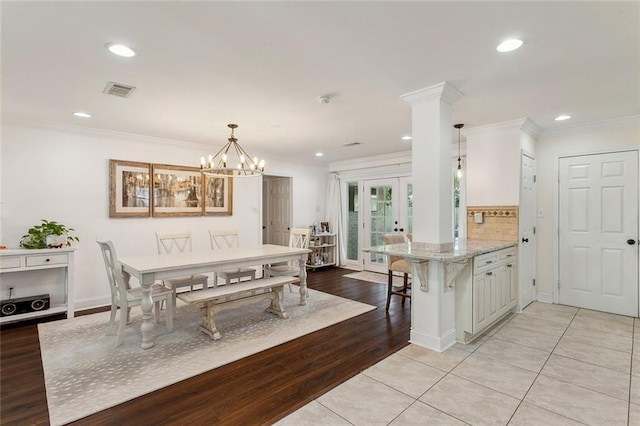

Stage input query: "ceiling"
[{"left": 2, "top": 1, "right": 638, "bottom": 164}]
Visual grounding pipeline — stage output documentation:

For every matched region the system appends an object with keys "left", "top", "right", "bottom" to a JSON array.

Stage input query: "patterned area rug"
[
  {"left": 344, "top": 271, "right": 406, "bottom": 287},
  {"left": 38, "top": 286, "right": 375, "bottom": 426}
]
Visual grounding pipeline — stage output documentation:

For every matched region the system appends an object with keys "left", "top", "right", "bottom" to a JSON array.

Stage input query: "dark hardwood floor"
[{"left": 0, "top": 268, "right": 411, "bottom": 425}]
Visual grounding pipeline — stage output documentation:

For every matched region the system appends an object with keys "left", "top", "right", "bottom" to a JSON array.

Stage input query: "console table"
[{"left": 0, "top": 248, "right": 75, "bottom": 324}]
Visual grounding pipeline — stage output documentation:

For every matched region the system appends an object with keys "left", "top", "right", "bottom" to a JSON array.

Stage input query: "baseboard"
[
  {"left": 409, "top": 327, "right": 457, "bottom": 352},
  {"left": 536, "top": 292, "right": 554, "bottom": 304},
  {"left": 73, "top": 296, "right": 111, "bottom": 311}
]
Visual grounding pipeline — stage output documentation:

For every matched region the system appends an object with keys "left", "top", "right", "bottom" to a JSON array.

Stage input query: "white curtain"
[{"left": 325, "top": 173, "right": 346, "bottom": 266}]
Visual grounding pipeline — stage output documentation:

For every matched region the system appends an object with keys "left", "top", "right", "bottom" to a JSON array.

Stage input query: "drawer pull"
[
  {"left": 45, "top": 258, "right": 51, "bottom": 262},
  {"left": 485, "top": 260, "right": 493, "bottom": 264},
  {"left": 507, "top": 264, "right": 513, "bottom": 268},
  {"left": 486, "top": 272, "right": 493, "bottom": 276}
]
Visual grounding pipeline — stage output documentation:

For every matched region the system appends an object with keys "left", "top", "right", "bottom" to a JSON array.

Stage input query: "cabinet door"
[
  {"left": 497, "top": 265, "right": 510, "bottom": 315},
  {"left": 487, "top": 269, "right": 499, "bottom": 322},
  {"left": 473, "top": 272, "right": 490, "bottom": 333},
  {"left": 507, "top": 262, "right": 517, "bottom": 306}
]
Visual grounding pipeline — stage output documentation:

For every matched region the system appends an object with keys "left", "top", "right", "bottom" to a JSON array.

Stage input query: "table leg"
[
  {"left": 139, "top": 274, "right": 155, "bottom": 349},
  {"left": 298, "top": 254, "right": 308, "bottom": 305}
]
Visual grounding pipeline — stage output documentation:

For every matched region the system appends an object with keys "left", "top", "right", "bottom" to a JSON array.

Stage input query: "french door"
[{"left": 363, "top": 177, "right": 412, "bottom": 273}]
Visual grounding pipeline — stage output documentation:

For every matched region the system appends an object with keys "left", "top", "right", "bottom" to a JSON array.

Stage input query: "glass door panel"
[
  {"left": 364, "top": 179, "right": 400, "bottom": 272},
  {"left": 346, "top": 182, "right": 359, "bottom": 261}
]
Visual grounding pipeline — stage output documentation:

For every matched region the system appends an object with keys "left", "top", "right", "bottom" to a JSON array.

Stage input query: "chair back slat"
[
  {"left": 209, "top": 230, "right": 240, "bottom": 250},
  {"left": 156, "top": 232, "right": 193, "bottom": 254},
  {"left": 96, "top": 239, "right": 129, "bottom": 298},
  {"left": 289, "top": 228, "right": 311, "bottom": 249}
]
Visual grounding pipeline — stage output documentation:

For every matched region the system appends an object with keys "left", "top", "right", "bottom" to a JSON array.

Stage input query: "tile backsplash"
[{"left": 466, "top": 205, "right": 518, "bottom": 242}]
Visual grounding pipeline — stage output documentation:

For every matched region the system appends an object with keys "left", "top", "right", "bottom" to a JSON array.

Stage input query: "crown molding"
[
  {"left": 2, "top": 116, "right": 210, "bottom": 150},
  {"left": 464, "top": 117, "right": 540, "bottom": 138},
  {"left": 400, "top": 82, "right": 464, "bottom": 106},
  {"left": 540, "top": 115, "right": 640, "bottom": 139},
  {"left": 329, "top": 150, "right": 411, "bottom": 173}
]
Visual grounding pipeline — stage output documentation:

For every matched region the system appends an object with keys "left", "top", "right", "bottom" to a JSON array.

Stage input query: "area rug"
[
  {"left": 344, "top": 271, "right": 406, "bottom": 286},
  {"left": 38, "top": 286, "right": 375, "bottom": 426}
]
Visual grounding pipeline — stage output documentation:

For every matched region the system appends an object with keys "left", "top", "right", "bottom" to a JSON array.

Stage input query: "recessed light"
[
  {"left": 73, "top": 112, "right": 91, "bottom": 118},
  {"left": 555, "top": 114, "right": 571, "bottom": 121},
  {"left": 106, "top": 43, "right": 136, "bottom": 57},
  {"left": 401, "top": 136, "right": 412, "bottom": 141},
  {"left": 315, "top": 152, "right": 324, "bottom": 157},
  {"left": 496, "top": 39, "right": 523, "bottom": 53}
]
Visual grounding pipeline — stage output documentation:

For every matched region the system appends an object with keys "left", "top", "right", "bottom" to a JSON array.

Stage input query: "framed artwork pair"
[{"left": 109, "top": 159, "right": 232, "bottom": 218}]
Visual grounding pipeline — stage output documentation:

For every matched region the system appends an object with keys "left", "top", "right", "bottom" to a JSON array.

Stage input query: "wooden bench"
[{"left": 177, "top": 276, "right": 299, "bottom": 340}]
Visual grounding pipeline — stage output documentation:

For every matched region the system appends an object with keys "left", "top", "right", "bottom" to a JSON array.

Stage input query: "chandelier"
[{"left": 200, "top": 124, "right": 265, "bottom": 177}]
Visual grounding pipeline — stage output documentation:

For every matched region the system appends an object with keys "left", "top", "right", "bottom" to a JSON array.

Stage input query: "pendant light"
[{"left": 454, "top": 123, "right": 464, "bottom": 179}]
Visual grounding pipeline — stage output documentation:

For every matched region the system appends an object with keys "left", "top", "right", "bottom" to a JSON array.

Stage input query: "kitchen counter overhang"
[
  {"left": 364, "top": 239, "right": 516, "bottom": 292},
  {"left": 364, "top": 238, "right": 516, "bottom": 263}
]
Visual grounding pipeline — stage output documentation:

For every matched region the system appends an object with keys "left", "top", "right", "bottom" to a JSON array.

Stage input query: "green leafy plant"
[{"left": 19, "top": 220, "right": 79, "bottom": 249}]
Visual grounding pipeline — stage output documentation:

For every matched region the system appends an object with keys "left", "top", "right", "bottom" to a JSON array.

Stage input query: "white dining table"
[{"left": 119, "top": 244, "right": 311, "bottom": 349}]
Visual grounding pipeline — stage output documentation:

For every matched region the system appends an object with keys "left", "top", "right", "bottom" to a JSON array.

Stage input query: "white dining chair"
[
  {"left": 155, "top": 232, "right": 209, "bottom": 305},
  {"left": 263, "top": 227, "right": 311, "bottom": 291},
  {"left": 208, "top": 229, "right": 256, "bottom": 287},
  {"left": 97, "top": 239, "right": 174, "bottom": 346}
]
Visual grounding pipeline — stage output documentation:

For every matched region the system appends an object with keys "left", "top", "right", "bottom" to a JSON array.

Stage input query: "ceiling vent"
[
  {"left": 103, "top": 81, "right": 136, "bottom": 98},
  {"left": 342, "top": 142, "right": 362, "bottom": 147}
]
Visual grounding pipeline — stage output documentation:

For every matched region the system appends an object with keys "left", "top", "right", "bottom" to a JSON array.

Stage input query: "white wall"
[
  {"left": 1, "top": 121, "right": 328, "bottom": 308},
  {"left": 465, "top": 122, "right": 523, "bottom": 206},
  {"left": 535, "top": 117, "right": 640, "bottom": 297}
]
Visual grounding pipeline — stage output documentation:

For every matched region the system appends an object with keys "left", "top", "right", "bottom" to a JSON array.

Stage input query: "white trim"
[
  {"left": 536, "top": 292, "right": 554, "bottom": 304},
  {"left": 409, "top": 327, "right": 457, "bottom": 352},
  {"left": 74, "top": 296, "right": 111, "bottom": 311},
  {"left": 4, "top": 115, "right": 210, "bottom": 150},
  {"left": 400, "top": 82, "right": 464, "bottom": 106},
  {"left": 541, "top": 115, "right": 640, "bottom": 139},
  {"left": 464, "top": 117, "right": 541, "bottom": 138},
  {"left": 330, "top": 151, "right": 411, "bottom": 173}
]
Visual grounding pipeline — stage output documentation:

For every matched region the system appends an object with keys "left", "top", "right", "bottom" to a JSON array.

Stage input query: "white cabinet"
[
  {"left": 307, "top": 233, "right": 336, "bottom": 270},
  {"left": 456, "top": 246, "right": 517, "bottom": 343},
  {"left": 0, "top": 248, "right": 75, "bottom": 324}
]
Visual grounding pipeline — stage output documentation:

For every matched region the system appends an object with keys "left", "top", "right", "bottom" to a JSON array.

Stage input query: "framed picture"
[
  {"left": 320, "top": 221, "right": 330, "bottom": 233},
  {"left": 109, "top": 159, "right": 151, "bottom": 218},
  {"left": 204, "top": 175, "right": 233, "bottom": 215},
  {"left": 151, "top": 163, "right": 203, "bottom": 217}
]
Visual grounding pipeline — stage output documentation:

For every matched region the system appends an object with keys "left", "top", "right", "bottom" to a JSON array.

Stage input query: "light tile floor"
[{"left": 275, "top": 302, "right": 640, "bottom": 426}]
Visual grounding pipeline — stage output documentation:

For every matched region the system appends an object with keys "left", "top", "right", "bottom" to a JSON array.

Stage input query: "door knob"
[
  {"left": 522, "top": 238, "right": 529, "bottom": 243},
  {"left": 628, "top": 239, "right": 638, "bottom": 245}
]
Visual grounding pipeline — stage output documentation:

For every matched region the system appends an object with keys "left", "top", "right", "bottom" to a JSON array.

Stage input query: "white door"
[
  {"left": 559, "top": 151, "right": 639, "bottom": 316},
  {"left": 363, "top": 178, "right": 412, "bottom": 273},
  {"left": 519, "top": 153, "right": 536, "bottom": 309},
  {"left": 263, "top": 176, "right": 292, "bottom": 246}
]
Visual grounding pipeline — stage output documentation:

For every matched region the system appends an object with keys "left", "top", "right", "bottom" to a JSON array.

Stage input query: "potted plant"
[{"left": 19, "top": 220, "right": 80, "bottom": 249}]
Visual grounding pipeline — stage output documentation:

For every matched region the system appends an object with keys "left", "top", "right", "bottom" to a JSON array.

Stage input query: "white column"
[{"left": 400, "top": 82, "right": 463, "bottom": 352}]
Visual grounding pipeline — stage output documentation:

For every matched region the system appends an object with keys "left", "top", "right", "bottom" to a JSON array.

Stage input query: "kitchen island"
[{"left": 365, "top": 238, "right": 517, "bottom": 351}]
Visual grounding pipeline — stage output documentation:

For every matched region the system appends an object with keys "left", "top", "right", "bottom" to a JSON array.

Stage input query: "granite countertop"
[{"left": 363, "top": 238, "right": 517, "bottom": 262}]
